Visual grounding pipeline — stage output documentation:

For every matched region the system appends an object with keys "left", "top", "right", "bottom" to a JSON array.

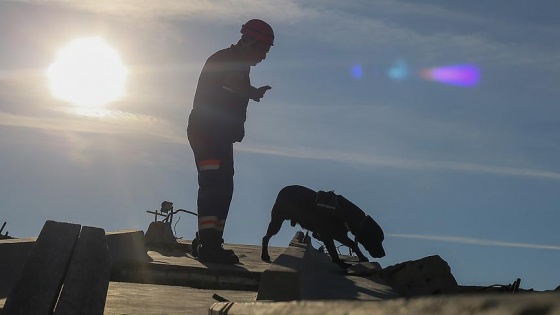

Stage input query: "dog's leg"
[
  {"left": 323, "top": 239, "right": 351, "bottom": 269},
  {"left": 336, "top": 235, "right": 369, "bottom": 262},
  {"left": 261, "top": 214, "right": 284, "bottom": 262}
]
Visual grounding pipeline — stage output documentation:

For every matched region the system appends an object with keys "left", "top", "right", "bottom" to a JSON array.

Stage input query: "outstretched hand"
[{"left": 251, "top": 85, "right": 272, "bottom": 102}]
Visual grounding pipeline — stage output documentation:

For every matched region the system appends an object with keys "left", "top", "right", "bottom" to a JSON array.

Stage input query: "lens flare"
[
  {"left": 351, "top": 64, "right": 363, "bottom": 79},
  {"left": 420, "top": 64, "right": 480, "bottom": 87},
  {"left": 388, "top": 59, "right": 409, "bottom": 81}
]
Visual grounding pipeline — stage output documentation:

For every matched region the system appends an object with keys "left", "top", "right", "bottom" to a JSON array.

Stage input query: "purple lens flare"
[{"left": 420, "top": 64, "right": 480, "bottom": 87}]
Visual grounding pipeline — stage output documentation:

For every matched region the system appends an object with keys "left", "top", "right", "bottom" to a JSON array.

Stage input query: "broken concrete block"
[
  {"left": 380, "top": 255, "right": 458, "bottom": 297},
  {"left": 145, "top": 221, "right": 177, "bottom": 248},
  {"left": 106, "top": 230, "right": 152, "bottom": 265}
]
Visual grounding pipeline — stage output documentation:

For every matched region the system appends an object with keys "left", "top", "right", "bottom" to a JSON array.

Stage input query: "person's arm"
[{"left": 223, "top": 73, "right": 271, "bottom": 102}]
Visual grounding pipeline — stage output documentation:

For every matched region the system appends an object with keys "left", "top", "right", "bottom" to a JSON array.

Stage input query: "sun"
[{"left": 47, "top": 37, "right": 128, "bottom": 108}]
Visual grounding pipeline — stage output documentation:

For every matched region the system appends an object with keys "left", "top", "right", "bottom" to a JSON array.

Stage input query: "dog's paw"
[{"left": 261, "top": 254, "right": 271, "bottom": 262}]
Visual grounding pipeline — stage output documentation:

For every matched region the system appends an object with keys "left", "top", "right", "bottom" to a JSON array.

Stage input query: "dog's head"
[{"left": 356, "top": 215, "right": 386, "bottom": 258}]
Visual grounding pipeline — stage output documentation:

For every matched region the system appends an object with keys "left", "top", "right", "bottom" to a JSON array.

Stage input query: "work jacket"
[{"left": 188, "top": 45, "right": 251, "bottom": 143}]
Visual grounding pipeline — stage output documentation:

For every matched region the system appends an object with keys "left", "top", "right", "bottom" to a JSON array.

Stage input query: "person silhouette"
[{"left": 187, "top": 19, "right": 274, "bottom": 264}]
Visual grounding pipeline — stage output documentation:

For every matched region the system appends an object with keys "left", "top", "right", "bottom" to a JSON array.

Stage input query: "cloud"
[
  {"left": 11, "top": 0, "right": 559, "bottom": 74},
  {"left": 14, "top": 0, "right": 312, "bottom": 22},
  {"left": 237, "top": 143, "right": 560, "bottom": 181},
  {"left": 0, "top": 109, "right": 185, "bottom": 144},
  {"left": 3, "top": 105, "right": 557, "bottom": 182},
  {"left": 308, "top": 4, "right": 559, "bottom": 73},
  {"left": 389, "top": 233, "right": 560, "bottom": 251}
]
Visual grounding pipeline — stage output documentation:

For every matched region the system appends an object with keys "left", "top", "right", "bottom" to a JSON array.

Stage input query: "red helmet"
[{"left": 241, "top": 19, "right": 274, "bottom": 46}]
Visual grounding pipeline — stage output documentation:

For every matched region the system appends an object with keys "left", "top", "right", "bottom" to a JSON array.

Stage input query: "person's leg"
[
  {"left": 188, "top": 132, "right": 238, "bottom": 264},
  {"left": 215, "top": 144, "right": 233, "bottom": 238},
  {"left": 214, "top": 143, "right": 239, "bottom": 261},
  {"left": 197, "top": 168, "right": 238, "bottom": 264}
]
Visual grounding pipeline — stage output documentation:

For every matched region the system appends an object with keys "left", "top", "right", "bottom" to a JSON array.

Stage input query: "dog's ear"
[{"left": 364, "top": 216, "right": 384, "bottom": 240}]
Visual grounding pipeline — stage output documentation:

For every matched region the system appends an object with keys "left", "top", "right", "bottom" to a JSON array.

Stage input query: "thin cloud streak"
[
  {"left": 15, "top": 0, "right": 310, "bottom": 21},
  {"left": 13, "top": 0, "right": 559, "bottom": 73},
  {"left": 1, "top": 112, "right": 558, "bottom": 182},
  {"left": 238, "top": 143, "right": 560, "bottom": 181},
  {"left": 0, "top": 110, "right": 184, "bottom": 144},
  {"left": 389, "top": 233, "right": 560, "bottom": 251}
]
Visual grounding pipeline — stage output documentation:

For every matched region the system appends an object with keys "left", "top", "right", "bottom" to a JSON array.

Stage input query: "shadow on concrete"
[
  {"left": 258, "top": 232, "right": 399, "bottom": 301},
  {"left": 300, "top": 246, "right": 397, "bottom": 300},
  {"left": 148, "top": 247, "right": 191, "bottom": 258},
  {"left": 198, "top": 262, "right": 249, "bottom": 272}
]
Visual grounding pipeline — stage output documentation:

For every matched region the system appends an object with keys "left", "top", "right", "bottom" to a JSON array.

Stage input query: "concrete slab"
[
  {"left": 257, "top": 235, "right": 310, "bottom": 301},
  {"left": 1, "top": 230, "right": 286, "bottom": 296},
  {"left": 4, "top": 289, "right": 560, "bottom": 315},
  {"left": 106, "top": 229, "right": 152, "bottom": 264},
  {"left": 147, "top": 241, "right": 283, "bottom": 273},
  {"left": 2, "top": 229, "right": 557, "bottom": 315},
  {"left": 210, "top": 292, "right": 560, "bottom": 315},
  {"left": 299, "top": 240, "right": 398, "bottom": 300},
  {"left": 104, "top": 281, "right": 257, "bottom": 315},
  {"left": 3, "top": 281, "right": 257, "bottom": 315},
  {"left": 0, "top": 229, "right": 151, "bottom": 299},
  {"left": 257, "top": 232, "right": 398, "bottom": 301},
  {"left": 111, "top": 241, "right": 286, "bottom": 291}
]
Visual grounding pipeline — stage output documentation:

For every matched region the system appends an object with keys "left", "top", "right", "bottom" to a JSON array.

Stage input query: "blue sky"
[{"left": 1, "top": 1, "right": 559, "bottom": 290}]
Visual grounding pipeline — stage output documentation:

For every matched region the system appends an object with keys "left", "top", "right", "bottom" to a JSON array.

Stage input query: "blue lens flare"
[
  {"left": 346, "top": 61, "right": 480, "bottom": 88},
  {"left": 351, "top": 64, "right": 363, "bottom": 79},
  {"left": 388, "top": 59, "right": 408, "bottom": 81},
  {"left": 420, "top": 64, "right": 480, "bottom": 87}
]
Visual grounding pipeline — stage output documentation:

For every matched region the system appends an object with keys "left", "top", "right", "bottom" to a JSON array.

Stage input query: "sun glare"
[{"left": 47, "top": 37, "right": 128, "bottom": 108}]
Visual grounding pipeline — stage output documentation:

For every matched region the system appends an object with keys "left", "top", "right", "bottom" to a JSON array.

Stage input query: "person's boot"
[
  {"left": 198, "top": 245, "right": 239, "bottom": 265},
  {"left": 218, "top": 234, "right": 240, "bottom": 262},
  {"left": 197, "top": 229, "right": 239, "bottom": 265}
]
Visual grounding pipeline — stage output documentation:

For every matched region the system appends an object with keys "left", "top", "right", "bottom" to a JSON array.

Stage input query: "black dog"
[{"left": 261, "top": 185, "right": 386, "bottom": 268}]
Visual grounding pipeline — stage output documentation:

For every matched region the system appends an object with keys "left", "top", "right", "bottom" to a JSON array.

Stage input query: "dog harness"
[
  {"left": 315, "top": 190, "right": 339, "bottom": 210},
  {"left": 315, "top": 191, "right": 355, "bottom": 233}
]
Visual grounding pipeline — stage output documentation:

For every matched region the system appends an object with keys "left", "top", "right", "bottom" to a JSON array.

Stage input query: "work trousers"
[{"left": 187, "top": 131, "right": 234, "bottom": 242}]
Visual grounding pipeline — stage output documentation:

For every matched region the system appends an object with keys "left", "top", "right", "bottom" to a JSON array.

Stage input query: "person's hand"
[{"left": 251, "top": 85, "right": 271, "bottom": 102}]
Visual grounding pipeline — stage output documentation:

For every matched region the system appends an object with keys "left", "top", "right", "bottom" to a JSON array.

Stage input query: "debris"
[
  {"left": 0, "top": 221, "right": 14, "bottom": 240},
  {"left": 144, "top": 201, "right": 197, "bottom": 248},
  {"left": 379, "top": 255, "right": 459, "bottom": 297},
  {"left": 212, "top": 293, "right": 229, "bottom": 302}
]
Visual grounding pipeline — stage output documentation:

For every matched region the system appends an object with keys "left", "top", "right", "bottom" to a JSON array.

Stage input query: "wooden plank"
[
  {"left": 54, "top": 226, "right": 112, "bottom": 315},
  {"left": 3, "top": 220, "right": 81, "bottom": 315}
]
